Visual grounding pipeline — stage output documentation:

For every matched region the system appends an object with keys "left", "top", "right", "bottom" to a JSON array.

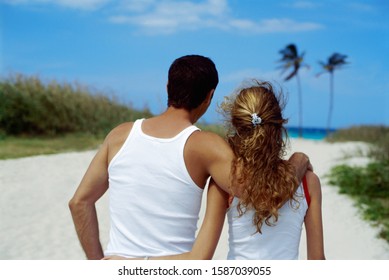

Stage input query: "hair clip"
[{"left": 251, "top": 113, "right": 262, "bottom": 127}]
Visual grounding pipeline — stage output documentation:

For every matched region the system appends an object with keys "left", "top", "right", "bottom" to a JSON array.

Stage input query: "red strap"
[{"left": 302, "top": 176, "right": 311, "bottom": 206}]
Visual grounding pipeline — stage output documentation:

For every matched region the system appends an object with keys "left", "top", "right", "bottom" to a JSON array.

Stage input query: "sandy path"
[
  {"left": 289, "top": 139, "right": 389, "bottom": 259},
  {"left": 0, "top": 139, "right": 388, "bottom": 259}
]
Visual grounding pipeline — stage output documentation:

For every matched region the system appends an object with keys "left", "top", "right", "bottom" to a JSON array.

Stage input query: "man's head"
[{"left": 167, "top": 55, "right": 218, "bottom": 111}]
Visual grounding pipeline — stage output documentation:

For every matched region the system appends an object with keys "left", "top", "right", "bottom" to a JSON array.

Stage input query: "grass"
[
  {"left": 0, "top": 134, "right": 104, "bottom": 159},
  {"left": 0, "top": 123, "right": 225, "bottom": 160},
  {"left": 327, "top": 125, "right": 389, "bottom": 143},
  {"left": 326, "top": 125, "right": 389, "bottom": 243},
  {"left": 0, "top": 123, "right": 226, "bottom": 160}
]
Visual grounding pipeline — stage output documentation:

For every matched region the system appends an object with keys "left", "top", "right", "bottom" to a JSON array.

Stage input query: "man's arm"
[
  {"left": 201, "top": 132, "right": 236, "bottom": 195},
  {"left": 190, "top": 132, "right": 311, "bottom": 196},
  {"left": 304, "top": 171, "right": 325, "bottom": 260},
  {"left": 69, "top": 139, "right": 109, "bottom": 260},
  {"left": 288, "top": 152, "right": 312, "bottom": 183}
]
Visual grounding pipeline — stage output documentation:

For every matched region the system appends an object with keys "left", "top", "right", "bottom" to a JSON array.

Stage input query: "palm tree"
[
  {"left": 317, "top": 53, "right": 348, "bottom": 134},
  {"left": 278, "top": 44, "right": 308, "bottom": 138}
]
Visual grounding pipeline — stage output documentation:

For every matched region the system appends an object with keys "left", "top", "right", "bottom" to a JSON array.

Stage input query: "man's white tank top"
[
  {"left": 105, "top": 119, "right": 203, "bottom": 258},
  {"left": 227, "top": 184, "right": 309, "bottom": 260}
]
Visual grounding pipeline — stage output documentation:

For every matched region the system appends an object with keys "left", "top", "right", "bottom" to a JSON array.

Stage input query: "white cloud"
[
  {"left": 232, "top": 18, "right": 323, "bottom": 33},
  {"left": 3, "top": 0, "right": 111, "bottom": 10},
  {"left": 118, "top": 0, "right": 155, "bottom": 12},
  {"left": 347, "top": 3, "right": 377, "bottom": 13},
  {"left": 290, "top": 1, "right": 321, "bottom": 9},
  {"left": 109, "top": 0, "right": 230, "bottom": 34},
  {"left": 109, "top": 0, "right": 323, "bottom": 35},
  {"left": 5, "top": 0, "right": 324, "bottom": 34}
]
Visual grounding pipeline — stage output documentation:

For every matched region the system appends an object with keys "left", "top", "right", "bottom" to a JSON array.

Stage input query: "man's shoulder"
[
  {"left": 105, "top": 122, "right": 134, "bottom": 144},
  {"left": 188, "top": 130, "right": 232, "bottom": 156},
  {"left": 190, "top": 130, "right": 227, "bottom": 145}
]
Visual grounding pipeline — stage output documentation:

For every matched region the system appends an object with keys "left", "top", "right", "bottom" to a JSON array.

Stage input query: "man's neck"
[
  {"left": 141, "top": 107, "right": 196, "bottom": 138},
  {"left": 161, "top": 106, "right": 201, "bottom": 125}
]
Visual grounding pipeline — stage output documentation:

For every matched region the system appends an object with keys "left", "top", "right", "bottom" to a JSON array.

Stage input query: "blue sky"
[{"left": 1, "top": 0, "right": 388, "bottom": 129}]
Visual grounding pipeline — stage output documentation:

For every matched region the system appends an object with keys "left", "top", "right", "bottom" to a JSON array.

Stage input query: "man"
[{"left": 69, "top": 55, "right": 309, "bottom": 260}]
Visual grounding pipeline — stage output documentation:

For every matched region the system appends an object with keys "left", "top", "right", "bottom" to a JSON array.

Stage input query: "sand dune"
[{"left": 0, "top": 139, "right": 388, "bottom": 260}]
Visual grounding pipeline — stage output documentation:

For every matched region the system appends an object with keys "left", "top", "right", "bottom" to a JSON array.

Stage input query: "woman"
[{"left": 218, "top": 80, "right": 325, "bottom": 260}]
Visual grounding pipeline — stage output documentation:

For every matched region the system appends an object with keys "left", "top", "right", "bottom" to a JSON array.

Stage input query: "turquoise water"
[{"left": 286, "top": 127, "right": 335, "bottom": 140}]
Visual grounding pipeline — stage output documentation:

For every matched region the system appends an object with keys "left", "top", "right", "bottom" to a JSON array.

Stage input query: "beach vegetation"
[
  {"left": 327, "top": 125, "right": 389, "bottom": 243},
  {"left": 0, "top": 74, "right": 153, "bottom": 158},
  {"left": 0, "top": 74, "right": 153, "bottom": 137},
  {"left": 327, "top": 125, "right": 389, "bottom": 161},
  {"left": 0, "top": 74, "right": 225, "bottom": 159},
  {"left": 0, "top": 134, "right": 104, "bottom": 159}
]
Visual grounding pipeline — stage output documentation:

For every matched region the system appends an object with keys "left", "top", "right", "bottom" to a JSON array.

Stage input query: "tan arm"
[
  {"left": 288, "top": 152, "right": 312, "bottom": 184},
  {"left": 69, "top": 140, "right": 109, "bottom": 260},
  {"left": 304, "top": 171, "right": 325, "bottom": 260}
]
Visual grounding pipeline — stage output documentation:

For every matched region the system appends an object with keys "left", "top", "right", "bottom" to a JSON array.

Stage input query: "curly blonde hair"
[{"left": 220, "top": 80, "right": 298, "bottom": 233}]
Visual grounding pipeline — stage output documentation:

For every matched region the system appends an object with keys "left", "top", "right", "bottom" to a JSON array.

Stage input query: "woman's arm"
[
  {"left": 304, "top": 171, "right": 326, "bottom": 260},
  {"left": 103, "top": 178, "right": 229, "bottom": 260}
]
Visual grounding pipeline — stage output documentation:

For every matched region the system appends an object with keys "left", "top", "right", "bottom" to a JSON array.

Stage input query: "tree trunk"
[
  {"left": 296, "top": 74, "right": 303, "bottom": 138},
  {"left": 327, "top": 73, "right": 334, "bottom": 135}
]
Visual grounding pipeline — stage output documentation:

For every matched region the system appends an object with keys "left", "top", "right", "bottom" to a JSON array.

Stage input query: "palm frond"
[
  {"left": 317, "top": 52, "right": 349, "bottom": 75},
  {"left": 284, "top": 67, "right": 299, "bottom": 81},
  {"left": 279, "top": 44, "right": 298, "bottom": 61},
  {"left": 329, "top": 53, "right": 348, "bottom": 66}
]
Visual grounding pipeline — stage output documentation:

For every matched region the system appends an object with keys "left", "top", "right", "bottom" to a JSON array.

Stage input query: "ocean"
[{"left": 286, "top": 127, "right": 335, "bottom": 140}]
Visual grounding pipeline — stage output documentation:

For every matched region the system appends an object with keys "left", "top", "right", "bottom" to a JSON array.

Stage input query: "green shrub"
[
  {"left": 327, "top": 125, "right": 389, "bottom": 143},
  {"left": 0, "top": 74, "right": 152, "bottom": 136},
  {"left": 327, "top": 161, "right": 389, "bottom": 242},
  {"left": 328, "top": 162, "right": 389, "bottom": 198},
  {"left": 327, "top": 125, "right": 389, "bottom": 163}
]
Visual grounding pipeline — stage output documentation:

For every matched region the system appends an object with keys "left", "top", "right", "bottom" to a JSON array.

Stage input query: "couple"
[{"left": 69, "top": 55, "right": 325, "bottom": 260}]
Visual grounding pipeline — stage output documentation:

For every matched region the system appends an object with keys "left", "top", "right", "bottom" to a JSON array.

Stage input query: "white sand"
[{"left": 0, "top": 139, "right": 388, "bottom": 260}]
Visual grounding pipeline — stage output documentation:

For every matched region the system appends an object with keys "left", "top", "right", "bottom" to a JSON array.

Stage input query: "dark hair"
[{"left": 167, "top": 55, "right": 219, "bottom": 110}]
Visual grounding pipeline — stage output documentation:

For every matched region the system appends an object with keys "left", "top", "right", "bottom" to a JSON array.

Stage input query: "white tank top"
[
  {"left": 105, "top": 119, "right": 203, "bottom": 258},
  {"left": 227, "top": 184, "right": 308, "bottom": 260}
]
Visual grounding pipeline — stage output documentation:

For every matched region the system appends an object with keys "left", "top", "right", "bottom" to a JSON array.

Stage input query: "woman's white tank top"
[{"left": 227, "top": 184, "right": 308, "bottom": 260}]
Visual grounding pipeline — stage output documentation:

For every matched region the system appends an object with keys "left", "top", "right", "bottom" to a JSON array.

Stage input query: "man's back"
[
  {"left": 106, "top": 110, "right": 234, "bottom": 192},
  {"left": 105, "top": 119, "right": 204, "bottom": 257}
]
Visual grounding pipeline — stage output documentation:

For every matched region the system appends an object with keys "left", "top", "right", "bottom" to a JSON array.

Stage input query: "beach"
[{"left": 0, "top": 139, "right": 388, "bottom": 260}]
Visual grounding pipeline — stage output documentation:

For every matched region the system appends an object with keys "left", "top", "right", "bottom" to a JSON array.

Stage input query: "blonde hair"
[{"left": 220, "top": 80, "right": 298, "bottom": 233}]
